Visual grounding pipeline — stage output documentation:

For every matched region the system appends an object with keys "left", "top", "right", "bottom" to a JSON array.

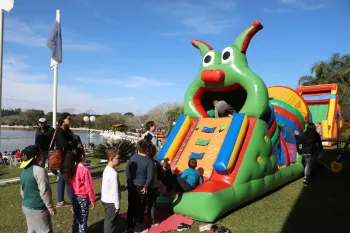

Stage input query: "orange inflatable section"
[{"left": 173, "top": 118, "right": 232, "bottom": 179}]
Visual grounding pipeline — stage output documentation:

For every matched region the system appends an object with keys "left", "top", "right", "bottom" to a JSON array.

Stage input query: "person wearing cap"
[
  {"left": 20, "top": 145, "right": 56, "bottom": 233},
  {"left": 35, "top": 118, "right": 55, "bottom": 168}
]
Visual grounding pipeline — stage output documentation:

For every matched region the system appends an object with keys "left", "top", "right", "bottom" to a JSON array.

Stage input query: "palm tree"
[{"left": 298, "top": 53, "right": 350, "bottom": 104}]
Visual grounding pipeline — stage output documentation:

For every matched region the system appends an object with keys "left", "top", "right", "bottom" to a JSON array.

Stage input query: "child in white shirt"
[{"left": 101, "top": 148, "right": 121, "bottom": 233}]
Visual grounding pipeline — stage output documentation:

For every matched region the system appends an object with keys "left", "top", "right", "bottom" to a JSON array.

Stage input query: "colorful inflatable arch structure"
[
  {"left": 296, "top": 84, "right": 342, "bottom": 146},
  {"left": 156, "top": 20, "right": 338, "bottom": 222}
]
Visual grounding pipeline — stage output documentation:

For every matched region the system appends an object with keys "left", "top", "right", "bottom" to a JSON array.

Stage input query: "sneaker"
[
  {"left": 303, "top": 179, "right": 309, "bottom": 186},
  {"left": 199, "top": 223, "right": 213, "bottom": 232},
  {"left": 56, "top": 201, "right": 71, "bottom": 208},
  {"left": 151, "top": 221, "right": 160, "bottom": 227},
  {"left": 177, "top": 223, "right": 191, "bottom": 231}
]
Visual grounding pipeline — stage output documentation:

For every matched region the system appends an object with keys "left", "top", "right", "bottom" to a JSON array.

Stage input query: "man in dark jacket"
[
  {"left": 35, "top": 118, "right": 55, "bottom": 168},
  {"left": 295, "top": 123, "right": 323, "bottom": 185}
]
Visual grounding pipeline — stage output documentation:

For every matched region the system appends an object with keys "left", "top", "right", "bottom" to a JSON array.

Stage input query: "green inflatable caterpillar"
[{"left": 157, "top": 20, "right": 322, "bottom": 222}]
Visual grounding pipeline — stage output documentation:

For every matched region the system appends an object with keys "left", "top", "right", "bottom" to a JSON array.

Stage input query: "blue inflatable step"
[{"left": 189, "top": 152, "right": 205, "bottom": 160}]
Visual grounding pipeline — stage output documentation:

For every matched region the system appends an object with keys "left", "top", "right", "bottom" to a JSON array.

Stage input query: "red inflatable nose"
[{"left": 201, "top": 70, "right": 225, "bottom": 83}]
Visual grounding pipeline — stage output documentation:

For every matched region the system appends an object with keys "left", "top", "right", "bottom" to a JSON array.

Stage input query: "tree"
[
  {"left": 124, "top": 112, "right": 134, "bottom": 116},
  {"left": 22, "top": 109, "right": 45, "bottom": 126},
  {"left": 124, "top": 115, "right": 148, "bottom": 131},
  {"left": 146, "top": 103, "right": 183, "bottom": 131},
  {"left": 95, "top": 115, "right": 116, "bottom": 130},
  {"left": 298, "top": 53, "right": 350, "bottom": 105},
  {"left": 70, "top": 113, "right": 86, "bottom": 128},
  {"left": 61, "top": 108, "right": 76, "bottom": 114},
  {"left": 1, "top": 115, "right": 27, "bottom": 126},
  {"left": 1, "top": 108, "right": 22, "bottom": 116},
  {"left": 166, "top": 106, "right": 184, "bottom": 129}
]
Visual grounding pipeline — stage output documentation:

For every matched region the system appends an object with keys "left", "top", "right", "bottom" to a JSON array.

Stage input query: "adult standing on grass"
[
  {"left": 20, "top": 145, "right": 56, "bottom": 233},
  {"left": 35, "top": 118, "right": 60, "bottom": 181},
  {"left": 55, "top": 112, "right": 79, "bottom": 208},
  {"left": 35, "top": 118, "right": 54, "bottom": 167},
  {"left": 294, "top": 123, "right": 323, "bottom": 186}
]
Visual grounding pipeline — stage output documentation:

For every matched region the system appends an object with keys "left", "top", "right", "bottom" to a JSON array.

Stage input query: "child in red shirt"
[
  {"left": 64, "top": 148, "right": 96, "bottom": 233},
  {"left": 15, "top": 150, "right": 21, "bottom": 162}
]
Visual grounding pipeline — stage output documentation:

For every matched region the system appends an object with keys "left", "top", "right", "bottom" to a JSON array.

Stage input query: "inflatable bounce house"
[
  {"left": 296, "top": 84, "right": 342, "bottom": 146},
  {"left": 156, "top": 20, "right": 341, "bottom": 222}
]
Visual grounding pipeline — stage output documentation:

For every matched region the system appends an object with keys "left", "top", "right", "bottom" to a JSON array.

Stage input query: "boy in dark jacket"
[
  {"left": 126, "top": 139, "right": 154, "bottom": 232},
  {"left": 295, "top": 123, "right": 323, "bottom": 185}
]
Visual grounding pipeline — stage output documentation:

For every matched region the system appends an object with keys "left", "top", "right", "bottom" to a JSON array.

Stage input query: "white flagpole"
[
  {"left": 52, "top": 9, "right": 60, "bottom": 129},
  {"left": 0, "top": 9, "right": 4, "bottom": 150}
]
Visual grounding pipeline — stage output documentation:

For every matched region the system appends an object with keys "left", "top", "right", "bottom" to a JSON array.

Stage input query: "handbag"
[{"left": 48, "top": 130, "right": 63, "bottom": 170}]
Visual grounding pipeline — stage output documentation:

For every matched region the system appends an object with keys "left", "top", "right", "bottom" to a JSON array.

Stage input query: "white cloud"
[
  {"left": 94, "top": 13, "right": 119, "bottom": 25},
  {"left": 4, "top": 56, "right": 30, "bottom": 71},
  {"left": 5, "top": 18, "right": 47, "bottom": 47},
  {"left": 157, "top": 0, "right": 236, "bottom": 35},
  {"left": 263, "top": 8, "right": 293, "bottom": 13},
  {"left": 105, "top": 97, "right": 136, "bottom": 102},
  {"left": 73, "top": 76, "right": 175, "bottom": 88},
  {"left": 1, "top": 56, "right": 122, "bottom": 114},
  {"left": 73, "top": 77, "right": 122, "bottom": 85},
  {"left": 4, "top": 17, "right": 110, "bottom": 51},
  {"left": 124, "top": 77, "right": 175, "bottom": 88},
  {"left": 280, "top": 0, "right": 326, "bottom": 11}
]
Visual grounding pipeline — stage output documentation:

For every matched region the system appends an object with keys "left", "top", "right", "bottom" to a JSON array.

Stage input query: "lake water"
[{"left": 0, "top": 128, "right": 103, "bottom": 152}]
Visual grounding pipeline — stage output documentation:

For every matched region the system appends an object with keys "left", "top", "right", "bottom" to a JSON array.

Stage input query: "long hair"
[
  {"left": 63, "top": 147, "right": 85, "bottom": 184},
  {"left": 147, "top": 144, "right": 157, "bottom": 159},
  {"left": 58, "top": 112, "right": 70, "bottom": 127}
]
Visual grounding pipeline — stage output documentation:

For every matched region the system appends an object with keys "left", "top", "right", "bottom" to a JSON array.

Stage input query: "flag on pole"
[
  {"left": 46, "top": 20, "right": 62, "bottom": 68},
  {"left": 0, "top": 0, "right": 14, "bottom": 12}
]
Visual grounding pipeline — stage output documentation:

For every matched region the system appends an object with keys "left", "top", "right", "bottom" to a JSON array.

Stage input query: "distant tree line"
[{"left": 0, "top": 103, "right": 184, "bottom": 132}]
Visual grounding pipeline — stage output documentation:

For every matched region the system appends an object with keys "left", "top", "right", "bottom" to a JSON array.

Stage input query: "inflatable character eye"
[
  {"left": 221, "top": 47, "right": 233, "bottom": 64},
  {"left": 202, "top": 51, "right": 215, "bottom": 67}
]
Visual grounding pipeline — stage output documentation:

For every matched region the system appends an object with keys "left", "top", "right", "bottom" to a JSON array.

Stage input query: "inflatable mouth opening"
[{"left": 195, "top": 84, "right": 247, "bottom": 116}]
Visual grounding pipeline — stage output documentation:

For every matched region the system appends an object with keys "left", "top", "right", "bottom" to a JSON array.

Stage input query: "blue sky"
[{"left": 2, "top": 0, "right": 349, "bottom": 114}]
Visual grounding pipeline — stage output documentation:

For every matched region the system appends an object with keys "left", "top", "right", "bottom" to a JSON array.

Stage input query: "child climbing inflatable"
[{"left": 156, "top": 20, "right": 341, "bottom": 222}]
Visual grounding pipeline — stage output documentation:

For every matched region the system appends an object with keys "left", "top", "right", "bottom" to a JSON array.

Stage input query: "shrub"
[{"left": 93, "top": 139, "right": 136, "bottom": 162}]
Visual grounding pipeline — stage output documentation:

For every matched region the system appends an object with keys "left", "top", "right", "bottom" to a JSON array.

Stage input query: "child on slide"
[{"left": 174, "top": 158, "right": 203, "bottom": 193}]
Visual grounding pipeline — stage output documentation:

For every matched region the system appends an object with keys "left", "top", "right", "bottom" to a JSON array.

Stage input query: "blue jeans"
[
  {"left": 58, "top": 170, "right": 73, "bottom": 203},
  {"left": 303, "top": 154, "right": 316, "bottom": 181},
  {"left": 72, "top": 196, "right": 90, "bottom": 233}
]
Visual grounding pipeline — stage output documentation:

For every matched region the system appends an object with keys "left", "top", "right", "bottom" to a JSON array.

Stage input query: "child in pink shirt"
[{"left": 64, "top": 148, "right": 96, "bottom": 233}]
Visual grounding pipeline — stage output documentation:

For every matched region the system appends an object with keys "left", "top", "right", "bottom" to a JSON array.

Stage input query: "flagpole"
[
  {"left": 0, "top": 9, "right": 4, "bottom": 150},
  {"left": 52, "top": 9, "right": 60, "bottom": 129}
]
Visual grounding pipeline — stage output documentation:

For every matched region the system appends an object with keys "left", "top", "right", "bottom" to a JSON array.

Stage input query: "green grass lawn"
[
  {"left": 0, "top": 157, "right": 103, "bottom": 180},
  {"left": 0, "top": 150, "right": 350, "bottom": 233}
]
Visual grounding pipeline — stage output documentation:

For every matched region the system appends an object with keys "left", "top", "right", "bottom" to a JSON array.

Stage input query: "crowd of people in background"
[{"left": 12, "top": 110, "right": 327, "bottom": 233}]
